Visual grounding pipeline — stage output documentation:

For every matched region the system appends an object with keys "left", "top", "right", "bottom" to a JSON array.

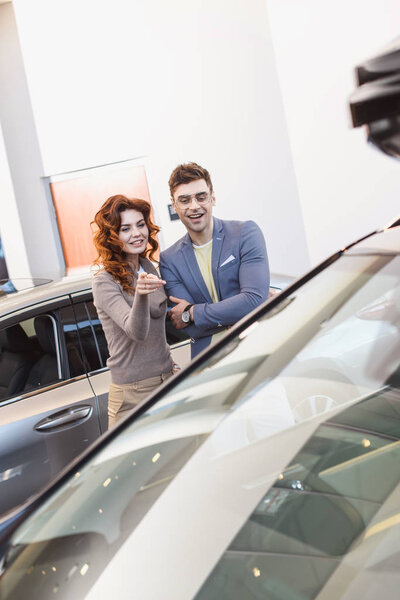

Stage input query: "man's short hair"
[{"left": 169, "top": 162, "right": 213, "bottom": 197}]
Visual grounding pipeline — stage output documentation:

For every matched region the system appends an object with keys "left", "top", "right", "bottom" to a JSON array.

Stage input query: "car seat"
[
  {"left": 24, "top": 316, "right": 60, "bottom": 391},
  {"left": 0, "top": 324, "right": 34, "bottom": 399}
]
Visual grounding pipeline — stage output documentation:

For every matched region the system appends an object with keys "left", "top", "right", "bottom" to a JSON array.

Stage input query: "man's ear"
[{"left": 211, "top": 193, "right": 216, "bottom": 206}]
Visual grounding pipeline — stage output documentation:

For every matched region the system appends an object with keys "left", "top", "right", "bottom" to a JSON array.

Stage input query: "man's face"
[{"left": 172, "top": 179, "right": 215, "bottom": 236}]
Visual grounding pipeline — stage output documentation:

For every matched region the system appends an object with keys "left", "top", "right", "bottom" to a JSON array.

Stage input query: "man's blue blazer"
[{"left": 160, "top": 217, "right": 270, "bottom": 358}]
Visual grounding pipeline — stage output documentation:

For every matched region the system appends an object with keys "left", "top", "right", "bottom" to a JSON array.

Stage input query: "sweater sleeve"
[{"left": 92, "top": 272, "right": 150, "bottom": 341}]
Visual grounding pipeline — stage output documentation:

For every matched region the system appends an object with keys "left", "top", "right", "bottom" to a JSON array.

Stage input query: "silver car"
[
  {"left": 0, "top": 221, "right": 399, "bottom": 599},
  {"left": 0, "top": 274, "right": 192, "bottom": 515},
  {"left": 0, "top": 273, "right": 286, "bottom": 515}
]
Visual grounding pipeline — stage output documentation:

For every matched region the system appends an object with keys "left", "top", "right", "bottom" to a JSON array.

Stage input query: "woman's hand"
[{"left": 136, "top": 272, "right": 166, "bottom": 295}]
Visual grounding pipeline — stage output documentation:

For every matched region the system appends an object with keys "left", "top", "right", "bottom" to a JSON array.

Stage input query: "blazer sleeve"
[
  {"left": 159, "top": 253, "right": 200, "bottom": 340},
  {"left": 193, "top": 221, "right": 269, "bottom": 334},
  {"left": 92, "top": 273, "right": 151, "bottom": 341}
]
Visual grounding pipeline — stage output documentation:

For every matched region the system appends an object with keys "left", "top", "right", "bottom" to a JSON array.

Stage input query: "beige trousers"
[{"left": 108, "top": 370, "right": 173, "bottom": 428}]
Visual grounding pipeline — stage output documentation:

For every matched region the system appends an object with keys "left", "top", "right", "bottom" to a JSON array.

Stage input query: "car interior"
[
  {"left": 23, "top": 316, "right": 61, "bottom": 392},
  {"left": 0, "top": 324, "right": 34, "bottom": 400},
  {"left": 0, "top": 316, "right": 62, "bottom": 400}
]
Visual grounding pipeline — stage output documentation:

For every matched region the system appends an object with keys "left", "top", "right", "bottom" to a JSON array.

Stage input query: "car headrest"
[
  {"left": 34, "top": 316, "right": 56, "bottom": 355},
  {"left": 0, "top": 323, "right": 30, "bottom": 353}
]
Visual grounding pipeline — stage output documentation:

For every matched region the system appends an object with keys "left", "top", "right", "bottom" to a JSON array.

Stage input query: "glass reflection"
[
  {"left": 1, "top": 253, "right": 400, "bottom": 599},
  {"left": 195, "top": 386, "right": 400, "bottom": 599}
]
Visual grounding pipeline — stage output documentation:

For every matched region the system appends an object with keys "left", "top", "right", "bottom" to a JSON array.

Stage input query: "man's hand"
[{"left": 169, "top": 295, "right": 192, "bottom": 329}]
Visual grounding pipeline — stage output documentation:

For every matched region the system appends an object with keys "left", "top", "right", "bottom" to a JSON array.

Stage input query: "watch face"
[{"left": 182, "top": 311, "right": 190, "bottom": 323}]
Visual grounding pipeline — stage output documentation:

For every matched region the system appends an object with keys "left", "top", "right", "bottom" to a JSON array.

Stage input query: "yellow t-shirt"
[
  {"left": 193, "top": 240, "right": 225, "bottom": 345},
  {"left": 192, "top": 240, "right": 218, "bottom": 303}
]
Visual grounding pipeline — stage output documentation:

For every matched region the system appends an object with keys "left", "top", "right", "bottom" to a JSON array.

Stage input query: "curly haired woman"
[{"left": 92, "top": 194, "right": 174, "bottom": 428}]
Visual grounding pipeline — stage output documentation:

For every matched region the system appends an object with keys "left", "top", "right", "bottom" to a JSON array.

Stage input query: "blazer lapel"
[
  {"left": 181, "top": 234, "right": 213, "bottom": 302},
  {"left": 211, "top": 218, "right": 225, "bottom": 301}
]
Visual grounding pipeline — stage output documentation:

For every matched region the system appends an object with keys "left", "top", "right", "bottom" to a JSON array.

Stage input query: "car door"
[{"left": 0, "top": 296, "right": 101, "bottom": 515}]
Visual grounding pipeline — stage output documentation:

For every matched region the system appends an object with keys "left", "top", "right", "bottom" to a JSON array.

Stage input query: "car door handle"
[{"left": 35, "top": 406, "right": 92, "bottom": 431}]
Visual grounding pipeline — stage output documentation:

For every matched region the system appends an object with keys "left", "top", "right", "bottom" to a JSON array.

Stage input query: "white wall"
[
  {"left": 0, "top": 121, "right": 30, "bottom": 278},
  {"left": 5, "top": 0, "right": 398, "bottom": 281},
  {"left": 266, "top": 0, "right": 400, "bottom": 264},
  {"left": 0, "top": 1, "right": 65, "bottom": 279},
  {"left": 10, "top": 0, "right": 310, "bottom": 277}
]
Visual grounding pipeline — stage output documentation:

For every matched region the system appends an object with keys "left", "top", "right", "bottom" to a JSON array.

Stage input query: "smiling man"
[{"left": 159, "top": 162, "right": 270, "bottom": 359}]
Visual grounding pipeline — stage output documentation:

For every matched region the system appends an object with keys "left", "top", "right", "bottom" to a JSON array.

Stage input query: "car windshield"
[{"left": 1, "top": 252, "right": 400, "bottom": 599}]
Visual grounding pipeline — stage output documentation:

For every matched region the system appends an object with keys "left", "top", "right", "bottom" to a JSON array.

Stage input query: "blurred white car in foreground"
[{"left": 0, "top": 220, "right": 399, "bottom": 599}]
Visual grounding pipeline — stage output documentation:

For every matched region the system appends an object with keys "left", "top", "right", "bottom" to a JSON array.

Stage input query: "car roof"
[{"left": 0, "top": 271, "right": 93, "bottom": 318}]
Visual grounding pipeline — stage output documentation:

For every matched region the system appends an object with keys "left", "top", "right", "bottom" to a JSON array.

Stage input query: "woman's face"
[{"left": 118, "top": 209, "right": 149, "bottom": 256}]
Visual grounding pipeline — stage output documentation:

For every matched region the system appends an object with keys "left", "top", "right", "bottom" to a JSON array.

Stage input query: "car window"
[
  {"left": 85, "top": 300, "right": 109, "bottom": 366},
  {"left": 194, "top": 386, "right": 400, "bottom": 600},
  {"left": 69, "top": 302, "right": 104, "bottom": 372},
  {"left": 59, "top": 305, "right": 90, "bottom": 377},
  {"left": 0, "top": 314, "right": 61, "bottom": 401},
  {"left": 62, "top": 301, "right": 109, "bottom": 374},
  {"left": 2, "top": 253, "right": 400, "bottom": 599}
]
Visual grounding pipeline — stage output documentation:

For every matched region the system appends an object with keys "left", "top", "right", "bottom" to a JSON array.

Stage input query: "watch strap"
[{"left": 183, "top": 304, "right": 193, "bottom": 322}]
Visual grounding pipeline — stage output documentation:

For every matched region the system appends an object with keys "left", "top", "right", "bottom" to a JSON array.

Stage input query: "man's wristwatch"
[{"left": 181, "top": 304, "right": 193, "bottom": 324}]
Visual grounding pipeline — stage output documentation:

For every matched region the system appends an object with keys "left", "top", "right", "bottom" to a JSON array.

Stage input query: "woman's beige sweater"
[{"left": 92, "top": 257, "right": 173, "bottom": 384}]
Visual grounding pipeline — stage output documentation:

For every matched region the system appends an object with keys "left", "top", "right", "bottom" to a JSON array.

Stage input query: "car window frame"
[
  {"left": 70, "top": 291, "right": 108, "bottom": 376},
  {"left": 58, "top": 302, "right": 90, "bottom": 379},
  {"left": 0, "top": 294, "right": 91, "bottom": 407},
  {"left": 82, "top": 301, "right": 105, "bottom": 368}
]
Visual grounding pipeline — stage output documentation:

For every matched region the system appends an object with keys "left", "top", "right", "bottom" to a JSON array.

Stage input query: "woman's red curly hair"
[{"left": 92, "top": 195, "right": 160, "bottom": 292}]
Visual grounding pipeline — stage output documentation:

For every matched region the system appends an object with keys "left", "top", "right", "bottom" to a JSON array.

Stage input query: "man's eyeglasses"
[{"left": 174, "top": 192, "right": 212, "bottom": 208}]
